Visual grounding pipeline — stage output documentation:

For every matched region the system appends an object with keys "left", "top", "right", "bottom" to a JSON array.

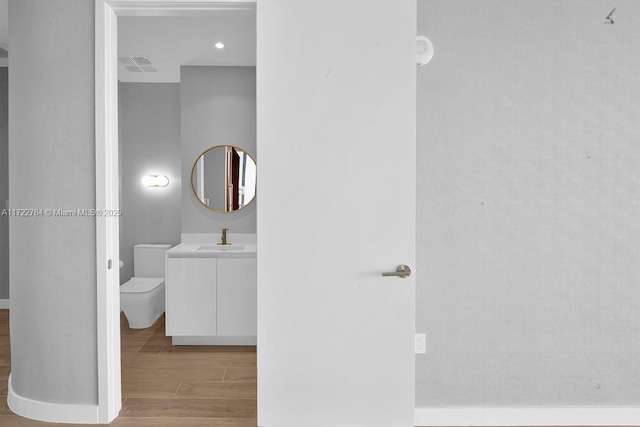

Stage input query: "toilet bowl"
[
  {"left": 120, "top": 278, "right": 165, "bottom": 328},
  {"left": 120, "top": 243, "right": 171, "bottom": 329}
]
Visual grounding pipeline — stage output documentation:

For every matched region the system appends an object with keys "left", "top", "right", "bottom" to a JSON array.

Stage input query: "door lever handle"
[{"left": 382, "top": 264, "right": 411, "bottom": 278}]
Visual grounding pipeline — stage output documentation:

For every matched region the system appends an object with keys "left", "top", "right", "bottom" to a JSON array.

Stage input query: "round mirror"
[{"left": 190, "top": 145, "right": 257, "bottom": 213}]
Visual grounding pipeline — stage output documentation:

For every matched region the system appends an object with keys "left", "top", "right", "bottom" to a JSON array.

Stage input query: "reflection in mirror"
[{"left": 191, "top": 145, "right": 256, "bottom": 213}]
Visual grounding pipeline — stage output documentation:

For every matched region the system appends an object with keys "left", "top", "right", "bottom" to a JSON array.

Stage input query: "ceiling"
[
  {"left": 118, "top": 12, "right": 256, "bottom": 83},
  {"left": 0, "top": 3, "right": 255, "bottom": 77}
]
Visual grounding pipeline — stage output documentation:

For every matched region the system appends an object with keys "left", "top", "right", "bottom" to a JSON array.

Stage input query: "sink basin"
[{"left": 196, "top": 244, "right": 246, "bottom": 251}]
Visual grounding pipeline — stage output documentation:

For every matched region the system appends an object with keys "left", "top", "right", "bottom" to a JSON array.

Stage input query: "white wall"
[
  {"left": 180, "top": 66, "right": 256, "bottom": 233},
  {"left": 8, "top": 0, "right": 97, "bottom": 404},
  {"left": 416, "top": 0, "right": 640, "bottom": 407},
  {"left": 118, "top": 82, "right": 182, "bottom": 283}
]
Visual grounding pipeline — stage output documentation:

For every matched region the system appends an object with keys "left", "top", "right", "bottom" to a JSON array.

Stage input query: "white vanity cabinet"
[
  {"left": 164, "top": 241, "right": 257, "bottom": 345},
  {"left": 217, "top": 258, "right": 257, "bottom": 336},
  {"left": 165, "top": 257, "right": 217, "bottom": 336}
]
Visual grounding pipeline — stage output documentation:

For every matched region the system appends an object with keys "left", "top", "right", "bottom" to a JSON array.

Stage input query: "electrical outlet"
[{"left": 415, "top": 333, "right": 426, "bottom": 354}]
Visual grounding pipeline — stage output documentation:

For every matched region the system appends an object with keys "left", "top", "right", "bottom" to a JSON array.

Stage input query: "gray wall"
[
  {"left": 9, "top": 0, "right": 97, "bottom": 405},
  {"left": 417, "top": 0, "right": 640, "bottom": 407},
  {"left": 0, "top": 67, "right": 7, "bottom": 300},
  {"left": 181, "top": 66, "right": 256, "bottom": 233},
  {"left": 119, "top": 83, "right": 182, "bottom": 283}
]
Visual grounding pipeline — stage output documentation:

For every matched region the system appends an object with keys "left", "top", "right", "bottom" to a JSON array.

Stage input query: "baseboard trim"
[
  {"left": 0, "top": 299, "right": 9, "bottom": 309},
  {"left": 415, "top": 407, "right": 640, "bottom": 426},
  {"left": 7, "top": 373, "right": 99, "bottom": 424}
]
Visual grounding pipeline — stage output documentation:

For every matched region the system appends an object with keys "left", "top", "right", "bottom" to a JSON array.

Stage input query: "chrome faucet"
[{"left": 218, "top": 228, "right": 230, "bottom": 245}]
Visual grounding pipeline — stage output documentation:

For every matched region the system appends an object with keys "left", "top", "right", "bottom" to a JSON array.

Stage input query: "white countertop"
[{"left": 167, "top": 242, "right": 257, "bottom": 258}]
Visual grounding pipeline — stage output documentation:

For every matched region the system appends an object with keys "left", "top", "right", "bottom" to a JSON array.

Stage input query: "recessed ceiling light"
[{"left": 215, "top": 42, "right": 225, "bottom": 49}]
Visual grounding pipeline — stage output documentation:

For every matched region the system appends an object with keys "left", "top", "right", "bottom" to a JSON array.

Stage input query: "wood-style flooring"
[{"left": 0, "top": 310, "right": 257, "bottom": 426}]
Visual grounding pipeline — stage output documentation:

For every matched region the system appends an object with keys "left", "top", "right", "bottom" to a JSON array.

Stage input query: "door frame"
[{"left": 95, "top": 0, "right": 257, "bottom": 423}]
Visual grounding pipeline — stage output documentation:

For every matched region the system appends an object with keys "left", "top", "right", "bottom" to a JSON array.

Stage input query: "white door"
[{"left": 257, "top": 0, "right": 417, "bottom": 425}]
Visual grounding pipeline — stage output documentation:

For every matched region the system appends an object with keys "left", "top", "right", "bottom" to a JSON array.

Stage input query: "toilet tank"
[{"left": 134, "top": 244, "right": 172, "bottom": 278}]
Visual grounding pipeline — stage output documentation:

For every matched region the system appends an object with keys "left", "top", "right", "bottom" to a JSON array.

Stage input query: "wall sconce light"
[{"left": 142, "top": 175, "right": 169, "bottom": 187}]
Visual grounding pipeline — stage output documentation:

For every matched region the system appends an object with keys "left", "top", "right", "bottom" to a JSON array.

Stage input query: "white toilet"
[{"left": 120, "top": 244, "right": 172, "bottom": 329}]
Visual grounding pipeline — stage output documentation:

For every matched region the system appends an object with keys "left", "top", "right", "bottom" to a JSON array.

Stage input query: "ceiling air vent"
[{"left": 118, "top": 56, "right": 158, "bottom": 73}]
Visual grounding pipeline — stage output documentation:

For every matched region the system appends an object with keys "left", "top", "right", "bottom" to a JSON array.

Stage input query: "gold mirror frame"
[{"left": 190, "top": 144, "right": 257, "bottom": 213}]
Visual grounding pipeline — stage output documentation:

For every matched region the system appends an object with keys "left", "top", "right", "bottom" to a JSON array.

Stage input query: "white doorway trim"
[{"left": 95, "top": 0, "right": 256, "bottom": 423}]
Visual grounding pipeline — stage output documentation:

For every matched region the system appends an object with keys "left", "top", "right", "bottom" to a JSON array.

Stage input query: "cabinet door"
[
  {"left": 166, "top": 257, "right": 217, "bottom": 336},
  {"left": 217, "top": 258, "right": 257, "bottom": 336}
]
